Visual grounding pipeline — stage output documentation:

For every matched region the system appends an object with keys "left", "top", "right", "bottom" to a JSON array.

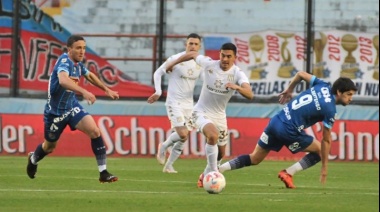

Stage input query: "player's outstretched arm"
[
  {"left": 58, "top": 71, "right": 96, "bottom": 104},
  {"left": 166, "top": 51, "right": 199, "bottom": 72},
  {"left": 147, "top": 63, "right": 166, "bottom": 104},
  {"left": 279, "top": 71, "right": 313, "bottom": 104},
  {"left": 225, "top": 82, "right": 253, "bottom": 100},
  {"left": 85, "top": 72, "right": 119, "bottom": 100},
  {"left": 320, "top": 126, "right": 332, "bottom": 185}
]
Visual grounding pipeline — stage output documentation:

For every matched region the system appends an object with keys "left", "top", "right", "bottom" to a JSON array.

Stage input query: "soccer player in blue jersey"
[
  {"left": 26, "top": 35, "right": 119, "bottom": 183},
  {"left": 218, "top": 71, "right": 357, "bottom": 188}
]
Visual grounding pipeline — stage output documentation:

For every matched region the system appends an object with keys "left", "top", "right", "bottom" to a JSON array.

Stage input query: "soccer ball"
[{"left": 203, "top": 171, "right": 226, "bottom": 194}]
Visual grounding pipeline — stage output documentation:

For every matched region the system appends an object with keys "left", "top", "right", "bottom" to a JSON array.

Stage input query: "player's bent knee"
[
  {"left": 250, "top": 157, "right": 262, "bottom": 165},
  {"left": 178, "top": 133, "right": 188, "bottom": 140},
  {"left": 176, "top": 128, "right": 189, "bottom": 139},
  {"left": 88, "top": 127, "right": 101, "bottom": 138}
]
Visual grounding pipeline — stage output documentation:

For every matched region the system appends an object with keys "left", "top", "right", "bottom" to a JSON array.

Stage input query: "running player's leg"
[
  {"left": 190, "top": 111, "right": 218, "bottom": 187},
  {"left": 218, "top": 119, "right": 277, "bottom": 173},
  {"left": 279, "top": 131, "right": 320, "bottom": 188},
  {"left": 27, "top": 113, "right": 65, "bottom": 179},
  {"left": 158, "top": 107, "right": 189, "bottom": 166},
  {"left": 202, "top": 123, "right": 219, "bottom": 174},
  {"left": 219, "top": 143, "right": 270, "bottom": 173},
  {"left": 162, "top": 126, "right": 188, "bottom": 173},
  {"left": 215, "top": 118, "right": 229, "bottom": 167},
  {"left": 163, "top": 108, "right": 194, "bottom": 172},
  {"left": 195, "top": 122, "right": 219, "bottom": 188},
  {"left": 282, "top": 137, "right": 321, "bottom": 178},
  {"left": 75, "top": 110, "right": 118, "bottom": 183}
]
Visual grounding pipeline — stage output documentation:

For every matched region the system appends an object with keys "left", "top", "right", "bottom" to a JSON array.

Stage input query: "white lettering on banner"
[
  {"left": 0, "top": 125, "right": 32, "bottom": 153},
  {"left": 250, "top": 80, "right": 306, "bottom": 95},
  {"left": 205, "top": 30, "right": 378, "bottom": 101},
  {"left": 0, "top": 115, "right": 377, "bottom": 162},
  {"left": 337, "top": 122, "right": 380, "bottom": 161},
  {"left": 306, "top": 122, "right": 379, "bottom": 161},
  {"left": 98, "top": 116, "right": 236, "bottom": 156}
]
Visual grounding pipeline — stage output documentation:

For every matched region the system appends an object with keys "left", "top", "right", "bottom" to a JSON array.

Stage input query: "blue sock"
[
  {"left": 229, "top": 154, "right": 252, "bottom": 170},
  {"left": 33, "top": 144, "right": 48, "bottom": 163},
  {"left": 299, "top": 153, "right": 321, "bottom": 169},
  {"left": 91, "top": 137, "right": 107, "bottom": 168}
]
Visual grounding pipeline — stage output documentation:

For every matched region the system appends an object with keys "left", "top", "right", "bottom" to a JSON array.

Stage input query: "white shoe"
[
  {"left": 156, "top": 143, "right": 166, "bottom": 165},
  {"left": 163, "top": 165, "right": 178, "bottom": 173}
]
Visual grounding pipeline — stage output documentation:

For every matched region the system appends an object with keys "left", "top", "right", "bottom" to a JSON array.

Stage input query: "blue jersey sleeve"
[
  {"left": 79, "top": 63, "right": 90, "bottom": 76},
  {"left": 310, "top": 76, "right": 327, "bottom": 88},
  {"left": 322, "top": 108, "right": 336, "bottom": 129},
  {"left": 56, "top": 57, "right": 71, "bottom": 73}
]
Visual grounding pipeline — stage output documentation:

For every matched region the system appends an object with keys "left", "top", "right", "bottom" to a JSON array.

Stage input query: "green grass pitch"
[{"left": 0, "top": 156, "right": 378, "bottom": 212}]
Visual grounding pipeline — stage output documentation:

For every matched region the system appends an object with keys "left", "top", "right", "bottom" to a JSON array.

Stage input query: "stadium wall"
[{"left": 0, "top": 98, "right": 378, "bottom": 162}]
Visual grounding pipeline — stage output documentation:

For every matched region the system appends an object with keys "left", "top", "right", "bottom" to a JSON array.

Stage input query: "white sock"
[
  {"left": 218, "top": 162, "right": 231, "bottom": 173},
  {"left": 285, "top": 162, "right": 303, "bottom": 176},
  {"left": 165, "top": 141, "right": 185, "bottom": 167},
  {"left": 31, "top": 154, "right": 37, "bottom": 165},
  {"left": 203, "top": 164, "right": 211, "bottom": 174},
  {"left": 205, "top": 143, "right": 218, "bottom": 173},
  {"left": 162, "top": 132, "right": 181, "bottom": 149},
  {"left": 98, "top": 165, "right": 106, "bottom": 172}
]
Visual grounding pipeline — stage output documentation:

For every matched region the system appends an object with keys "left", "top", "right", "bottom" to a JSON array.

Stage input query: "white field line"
[
  {"left": 0, "top": 175, "right": 378, "bottom": 196},
  {"left": 8, "top": 176, "right": 380, "bottom": 191},
  {"left": 2, "top": 174, "right": 379, "bottom": 191},
  {"left": 0, "top": 188, "right": 378, "bottom": 196}
]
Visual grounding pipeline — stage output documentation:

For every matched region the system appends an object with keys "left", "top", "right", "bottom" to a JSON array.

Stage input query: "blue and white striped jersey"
[{"left": 45, "top": 53, "right": 90, "bottom": 115}]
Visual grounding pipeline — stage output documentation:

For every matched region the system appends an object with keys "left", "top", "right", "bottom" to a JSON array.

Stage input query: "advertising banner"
[
  {"left": 0, "top": 0, "right": 154, "bottom": 97},
  {"left": 204, "top": 30, "right": 379, "bottom": 101},
  {"left": 0, "top": 114, "right": 378, "bottom": 162}
]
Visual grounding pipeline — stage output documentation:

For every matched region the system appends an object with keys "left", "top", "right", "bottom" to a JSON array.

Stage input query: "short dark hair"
[
  {"left": 187, "top": 33, "right": 202, "bottom": 41},
  {"left": 331, "top": 77, "right": 358, "bottom": 95},
  {"left": 220, "top": 42, "right": 237, "bottom": 55},
  {"left": 67, "top": 35, "right": 85, "bottom": 47}
]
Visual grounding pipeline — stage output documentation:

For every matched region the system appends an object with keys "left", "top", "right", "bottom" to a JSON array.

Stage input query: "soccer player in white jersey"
[
  {"left": 147, "top": 33, "right": 203, "bottom": 173},
  {"left": 166, "top": 43, "right": 254, "bottom": 187}
]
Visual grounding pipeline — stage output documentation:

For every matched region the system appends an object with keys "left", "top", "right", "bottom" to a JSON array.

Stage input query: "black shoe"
[
  {"left": 99, "top": 170, "right": 118, "bottom": 183},
  {"left": 27, "top": 152, "right": 38, "bottom": 179}
]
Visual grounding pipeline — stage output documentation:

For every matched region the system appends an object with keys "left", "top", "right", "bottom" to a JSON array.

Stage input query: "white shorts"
[
  {"left": 192, "top": 110, "right": 229, "bottom": 146},
  {"left": 166, "top": 105, "right": 194, "bottom": 130}
]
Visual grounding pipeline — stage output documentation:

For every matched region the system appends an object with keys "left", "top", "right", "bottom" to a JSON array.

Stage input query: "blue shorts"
[
  {"left": 258, "top": 116, "right": 314, "bottom": 154},
  {"left": 43, "top": 103, "right": 89, "bottom": 142}
]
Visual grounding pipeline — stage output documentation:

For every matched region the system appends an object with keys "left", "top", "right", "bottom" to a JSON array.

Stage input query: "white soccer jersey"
[
  {"left": 193, "top": 55, "right": 250, "bottom": 118},
  {"left": 153, "top": 51, "right": 203, "bottom": 109}
]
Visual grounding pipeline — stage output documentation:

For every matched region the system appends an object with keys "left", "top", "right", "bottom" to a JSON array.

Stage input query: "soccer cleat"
[
  {"left": 99, "top": 170, "right": 118, "bottom": 183},
  {"left": 162, "top": 165, "right": 178, "bottom": 173},
  {"left": 156, "top": 142, "right": 166, "bottom": 165},
  {"left": 278, "top": 170, "right": 296, "bottom": 189},
  {"left": 27, "top": 152, "right": 38, "bottom": 179},
  {"left": 197, "top": 173, "right": 204, "bottom": 188}
]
